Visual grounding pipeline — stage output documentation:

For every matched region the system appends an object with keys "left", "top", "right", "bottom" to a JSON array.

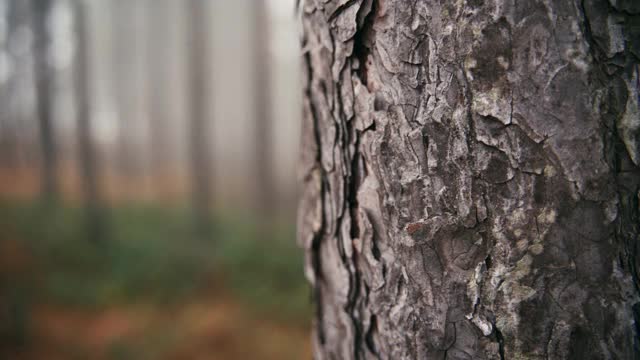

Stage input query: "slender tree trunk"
[
  {"left": 253, "top": 0, "right": 276, "bottom": 229},
  {"left": 111, "top": 0, "right": 138, "bottom": 179},
  {"left": 298, "top": 0, "right": 640, "bottom": 359},
  {"left": 187, "top": 0, "right": 213, "bottom": 238},
  {"left": 31, "top": 0, "right": 57, "bottom": 201},
  {"left": 73, "top": 0, "right": 106, "bottom": 244},
  {"left": 147, "top": 0, "right": 171, "bottom": 199},
  {"left": 0, "top": 0, "right": 17, "bottom": 169}
]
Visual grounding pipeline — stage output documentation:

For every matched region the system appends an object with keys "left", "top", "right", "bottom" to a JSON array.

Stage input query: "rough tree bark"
[
  {"left": 297, "top": 0, "right": 640, "bottom": 359},
  {"left": 31, "top": 0, "right": 58, "bottom": 200}
]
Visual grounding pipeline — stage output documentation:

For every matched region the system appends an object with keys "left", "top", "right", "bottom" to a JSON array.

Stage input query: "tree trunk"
[
  {"left": 0, "top": 0, "right": 20, "bottom": 169},
  {"left": 187, "top": 0, "right": 213, "bottom": 238},
  {"left": 31, "top": 0, "right": 57, "bottom": 201},
  {"left": 73, "top": 0, "right": 106, "bottom": 244},
  {"left": 253, "top": 0, "right": 276, "bottom": 227},
  {"left": 297, "top": 0, "right": 640, "bottom": 359},
  {"left": 111, "top": 0, "right": 139, "bottom": 179},
  {"left": 147, "top": 0, "right": 172, "bottom": 200}
]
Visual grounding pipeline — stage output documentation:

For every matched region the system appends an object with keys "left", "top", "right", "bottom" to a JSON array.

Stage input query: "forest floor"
[
  {"left": 4, "top": 291, "right": 310, "bottom": 360},
  {"left": 0, "top": 198, "right": 311, "bottom": 359}
]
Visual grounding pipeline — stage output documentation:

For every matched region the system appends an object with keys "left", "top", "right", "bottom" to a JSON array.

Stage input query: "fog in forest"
[{"left": 0, "top": 0, "right": 309, "bottom": 358}]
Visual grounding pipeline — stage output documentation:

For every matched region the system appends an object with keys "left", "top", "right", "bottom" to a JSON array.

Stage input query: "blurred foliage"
[{"left": 0, "top": 197, "right": 310, "bottom": 323}]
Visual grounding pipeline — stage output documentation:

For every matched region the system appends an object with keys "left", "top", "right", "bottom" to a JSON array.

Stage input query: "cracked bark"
[{"left": 298, "top": 0, "right": 640, "bottom": 359}]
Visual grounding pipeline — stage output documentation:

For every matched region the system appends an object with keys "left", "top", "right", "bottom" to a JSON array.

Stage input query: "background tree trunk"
[
  {"left": 111, "top": 0, "right": 141, "bottom": 181},
  {"left": 31, "top": 0, "right": 57, "bottom": 201},
  {"left": 147, "top": 0, "right": 171, "bottom": 199},
  {"left": 187, "top": 0, "right": 213, "bottom": 238},
  {"left": 73, "top": 0, "right": 106, "bottom": 244},
  {"left": 253, "top": 0, "right": 276, "bottom": 228},
  {"left": 0, "top": 0, "right": 16, "bottom": 169},
  {"left": 297, "top": 0, "right": 640, "bottom": 359}
]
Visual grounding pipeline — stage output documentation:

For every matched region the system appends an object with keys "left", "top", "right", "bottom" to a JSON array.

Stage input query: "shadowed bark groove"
[{"left": 298, "top": 0, "right": 640, "bottom": 359}]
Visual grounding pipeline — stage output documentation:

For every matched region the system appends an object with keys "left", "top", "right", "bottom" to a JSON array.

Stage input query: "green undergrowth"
[{"left": 0, "top": 197, "right": 310, "bottom": 323}]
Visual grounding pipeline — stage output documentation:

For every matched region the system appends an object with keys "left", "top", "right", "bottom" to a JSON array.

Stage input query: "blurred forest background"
[{"left": 0, "top": 0, "right": 309, "bottom": 359}]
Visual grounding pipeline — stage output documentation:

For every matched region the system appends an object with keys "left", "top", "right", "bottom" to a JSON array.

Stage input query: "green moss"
[{"left": 0, "top": 198, "right": 310, "bottom": 322}]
